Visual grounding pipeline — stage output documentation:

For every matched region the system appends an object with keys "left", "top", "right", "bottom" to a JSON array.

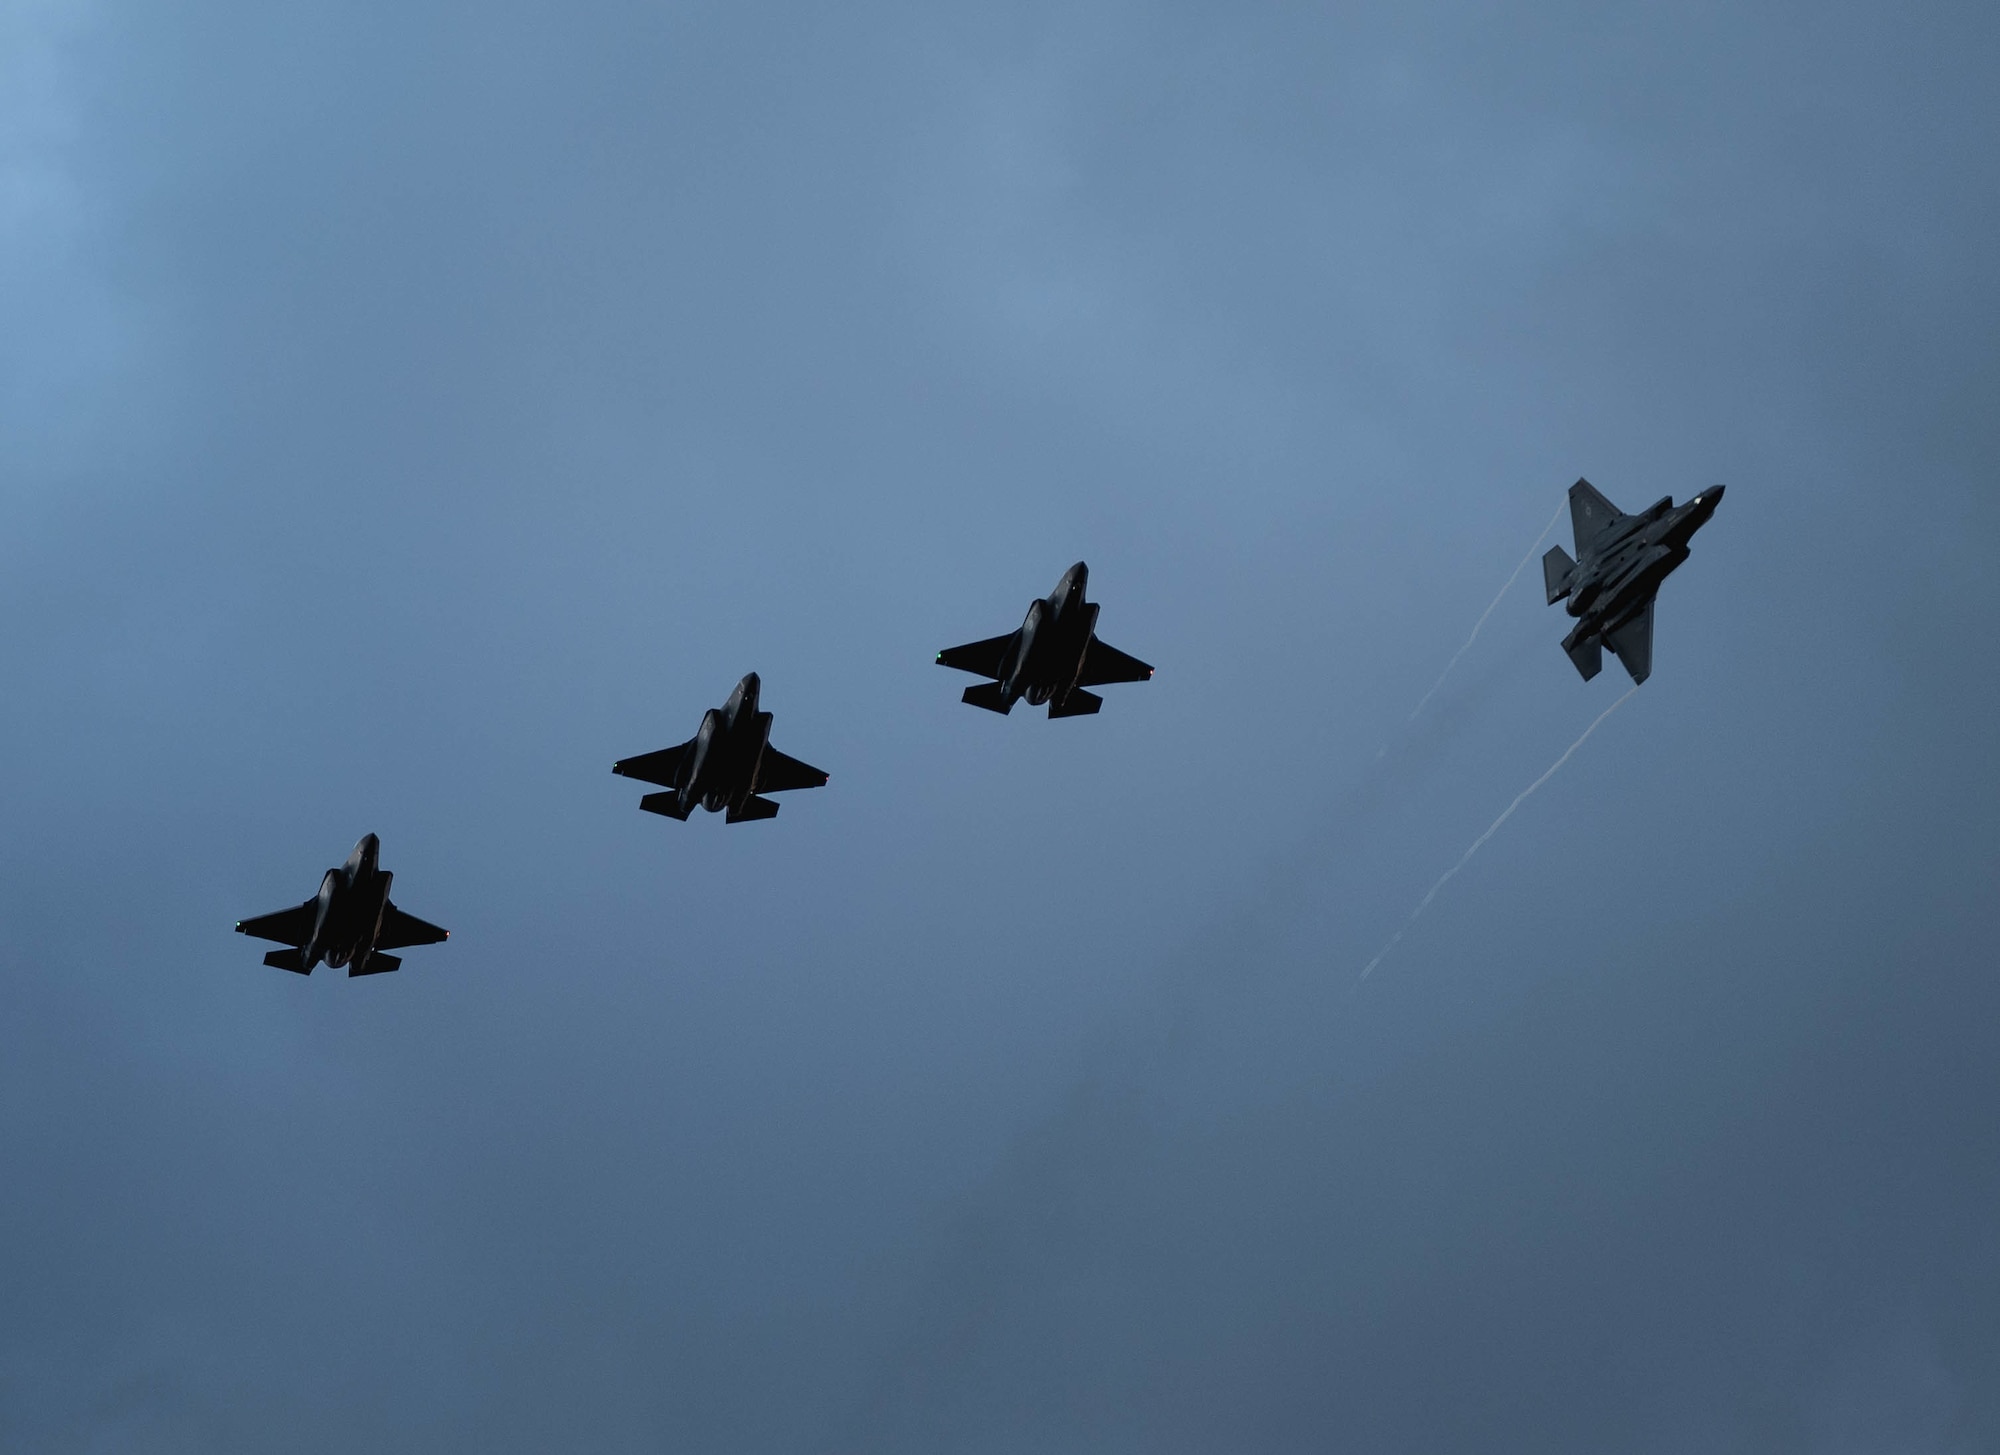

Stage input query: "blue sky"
[{"left": 3, "top": 2, "right": 1997, "bottom": 1449}]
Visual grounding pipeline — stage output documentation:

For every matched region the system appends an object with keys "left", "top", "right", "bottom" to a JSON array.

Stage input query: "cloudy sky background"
[{"left": 3, "top": 1, "right": 1997, "bottom": 1449}]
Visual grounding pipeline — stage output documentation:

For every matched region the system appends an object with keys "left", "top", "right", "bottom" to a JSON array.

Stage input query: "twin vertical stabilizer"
[{"left": 1543, "top": 546, "right": 1576, "bottom": 604}]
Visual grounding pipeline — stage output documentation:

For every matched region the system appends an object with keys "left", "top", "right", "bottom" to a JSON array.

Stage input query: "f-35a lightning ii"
[
  {"left": 1544, "top": 479, "right": 1724, "bottom": 685},
  {"left": 613, "top": 672, "right": 828, "bottom": 823},
  {"left": 236, "top": 833, "right": 448, "bottom": 976},
  {"left": 937, "top": 562, "right": 1153, "bottom": 717}
]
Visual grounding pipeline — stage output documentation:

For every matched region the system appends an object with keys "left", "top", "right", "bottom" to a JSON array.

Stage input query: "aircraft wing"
[
  {"left": 1077, "top": 636, "right": 1154, "bottom": 687},
  {"left": 377, "top": 902, "right": 449, "bottom": 950},
  {"left": 1605, "top": 598, "right": 1655, "bottom": 685},
  {"left": 1569, "top": 478, "right": 1626, "bottom": 551},
  {"left": 756, "top": 745, "right": 830, "bottom": 794},
  {"left": 236, "top": 900, "right": 315, "bottom": 947},
  {"left": 612, "top": 739, "right": 691, "bottom": 787},
  {"left": 936, "top": 633, "right": 1015, "bottom": 679}
]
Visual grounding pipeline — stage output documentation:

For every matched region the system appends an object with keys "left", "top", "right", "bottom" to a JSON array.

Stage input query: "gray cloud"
[{"left": 2, "top": 1, "right": 1996, "bottom": 1450}]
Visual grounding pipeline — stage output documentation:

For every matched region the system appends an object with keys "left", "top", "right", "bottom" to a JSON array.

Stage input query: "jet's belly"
[
  {"left": 742, "top": 712, "right": 775, "bottom": 799},
  {"left": 1030, "top": 604, "right": 1095, "bottom": 698},
  {"left": 1600, "top": 545, "right": 1680, "bottom": 619},
  {"left": 324, "top": 876, "right": 391, "bottom": 963},
  {"left": 320, "top": 901, "right": 363, "bottom": 965},
  {"left": 1018, "top": 636, "right": 1059, "bottom": 700}
]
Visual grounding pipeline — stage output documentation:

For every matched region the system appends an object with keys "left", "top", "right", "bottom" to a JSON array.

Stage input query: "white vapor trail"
[
  {"left": 1359, "top": 683, "right": 1639, "bottom": 981},
  {"left": 1394, "top": 498, "right": 1568, "bottom": 737}
]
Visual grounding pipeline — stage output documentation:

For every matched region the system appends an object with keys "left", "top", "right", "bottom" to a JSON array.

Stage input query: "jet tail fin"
[
  {"left": 350, "top": 952, "right": 401, "bottom": 977},
  {"left": 262, "top": 948, "right": 311, "bottom": 974},
  {"left": 1543, "top": 545, "right": 1576, "bottom": 604},
  {"left": 726, "top": 795, "right": 780, "bottom": 823},
  {"left": 1049, "top": 688, "right": 1102, "bottom": 718},
  {"left": 639, "top": 791, "right": 693, "bottom": 820},
  {"left": 1563, "top": 633, "right": 1603, "bottom": 682},
  {"left": 961, "top": 682, "right": 1013, "bottom": 714}
]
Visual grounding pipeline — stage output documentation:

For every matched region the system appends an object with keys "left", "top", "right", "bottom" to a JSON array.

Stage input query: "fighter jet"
[
  {"left": 936, "top": 561, "right": 1153, "bottom": 716},
  {"left": 613, "top": 672, "right": 828, "bottom": 823},
  {"left": 235, "top": 833, "right": 448, "bottom": 976},
  {"left": 1543, "top": 478, "right": 1724, "bottom": 684}
]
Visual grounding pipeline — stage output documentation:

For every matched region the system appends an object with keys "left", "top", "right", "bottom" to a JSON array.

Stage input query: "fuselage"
[
  {"left": 305, "top": 833, "right": 393, "bottom": 970},
  {"left": 1002, "top": 562, "right": 1099, "bottom": 707},
  {"left": 1567, "top": 487, "right": 1723, "bottom": 638},
  {"left": 672, "top": 672, "right": 774, "bottom": 815}
]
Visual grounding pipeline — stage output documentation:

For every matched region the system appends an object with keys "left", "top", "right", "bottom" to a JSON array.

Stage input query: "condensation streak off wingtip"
[
  {"left": 1358, "top": 929, "right": 1403, "bottom": 981},
  {"left": 1402, "top": 497, "right": 1569, "bottom": 730},
  {"left": 1359, "top": 682, "right": 1639, "bottom": 983}
]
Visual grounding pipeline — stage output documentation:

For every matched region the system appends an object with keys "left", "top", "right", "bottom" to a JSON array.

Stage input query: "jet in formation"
[
  {"left": 1543, "top": 479, "right": 1724, "bottom": 684},
  {"left": 936, "top": 561, "right": 1153, "bottom": 717},
  {"left": 236, "top": 833, "right": 449, "bottom": 976},
  {"left": 613, "top": 672, "right": 829, "bottom": 823}
]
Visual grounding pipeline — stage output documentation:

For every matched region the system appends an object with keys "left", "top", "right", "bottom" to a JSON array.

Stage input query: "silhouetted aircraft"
[
  {"left": 613, "top": 672, "right": 828, "bottom": 823},
  {"left": 937, "top": 562, "right": 1152, "bottom": 717},
  {"left": 236, "top": 833, "right": 447, "bottom": 976},
  {"left": 1544, "top": 479, "right": 1724, "bottom": 684}
]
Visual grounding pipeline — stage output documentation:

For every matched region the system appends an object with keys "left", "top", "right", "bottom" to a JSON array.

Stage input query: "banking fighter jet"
[
  {"left": 936, "top": 561, "right": 1153, "bottom": 716},
  {"left": 613, "top": 672, "right": 828, "bottom": 822},
  {"left": 236, "top": 833, "right": 448, "bottom": 976},
  {"left": 1543, "top": 479, "right": 1724, "bottom": 685}
]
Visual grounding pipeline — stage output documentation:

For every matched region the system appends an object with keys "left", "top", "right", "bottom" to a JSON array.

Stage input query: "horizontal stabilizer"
[
  {"left": 639, "top": 791, "right": 694, "bottom": 820},
  {"left": 1543, "top": 545, "right": 1576, "bottom": 604},
  {"left": 262, "top": 948, "right": 311, "bottom": 974},
  {"left": 349, "top": 952, "right": 401, "bottom": 977},
  {"left": 961, "top": 682, "right": 1013, "bottom": 714},
  {"left": 937, "top": 633, "right": 1016, "bottom": 680},
  {"left": 726, "top": 795, "right": 780, "bottom": 823},
  {"left": 1049, "top": 688, "right": 1102, "bottom": 718},
  {"left": 1564, "top": 633, "right": 1603, "bottom": 682}
]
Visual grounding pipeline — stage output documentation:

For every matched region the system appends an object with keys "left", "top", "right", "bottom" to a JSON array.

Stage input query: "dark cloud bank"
[{"left": 2, "top": 1, "right": 1997, "bottom": 1450}]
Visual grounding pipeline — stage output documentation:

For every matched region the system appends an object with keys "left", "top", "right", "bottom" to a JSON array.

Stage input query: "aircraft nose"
[{"left": 1703, "top": 484, "right": 1725, "bottom": 507}]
